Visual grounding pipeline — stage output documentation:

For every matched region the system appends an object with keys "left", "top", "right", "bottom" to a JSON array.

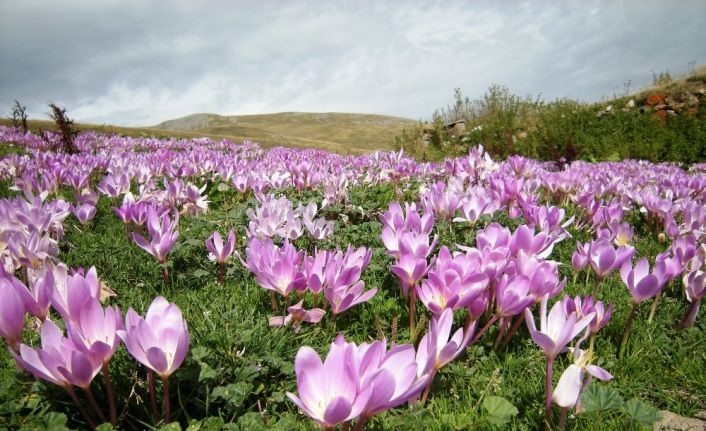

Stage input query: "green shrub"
[{"left": 397, "top": 85, "right": 706, "bottom": 164}]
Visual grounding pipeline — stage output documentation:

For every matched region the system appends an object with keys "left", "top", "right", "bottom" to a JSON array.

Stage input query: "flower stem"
[
  {"left": 502, "top": 313, "right": 526, "bottom": 347},
  {"left": 420, "top": 369, "right": 437, "bottom": 404},
  {"left": 588, "top": 333, "right": 596, "bottom": 353},
  {"left": 162, "top": 376, "right": 171, "bottom": 423},
  {"left": 65, "top": 386, "right": 97, "bottom": 430},
  {"left": 218, "top": 262, "right": 225, "bottom": 285},
  {"left": 544, "top": 356, "right": 555, "bottom": 429},
  {"left": 352, "top": 416, "right": 369, "bottom": 431},
  {"left": 271, "top": 291, "right": 279, "bottom": 312},
  {"left": 648, "top": 291, "right": 661, "bottom": 323},
  {"left": 591, "top": 276, "right": 601, "bottom": 300},
  {"left": 283, "top": 294, "right": 289, "bottom": 325},
  {"left": 102, "top": 363, "right": 117, "bottom": 425},
  {"left": 409, "top": 284, "right": 417, "bottom": 335},
  {"left": 678, "top": 298, "right": 702, "bottom": 329},
  {"left": 469, "top": 315, "right": 499, "bottom": 346},
  {"left": 619, "top": 303, "right": 638, "bottom": 359},
  {"left": 493, "top": 317, "right": 507, "bottom": 350},
  {"left": 558, "top": 407, "right": 569, "bottom": 431},
  {"left": 147, "top": 370, "right": 160, "bottom": 421},
  {"left": 161, "top": 267, "right": 169, "bottom": 284},
  {"left": 84, "top": 386, "right": 107, "bottom": 424}
]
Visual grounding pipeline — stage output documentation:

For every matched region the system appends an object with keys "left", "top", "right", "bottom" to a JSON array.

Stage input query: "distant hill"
[
  {"left": 152, "top": 112, "right": 417, "bottom": 153},
  {"left": 1, "top": 112, "right": 416, "bottom": 154}
]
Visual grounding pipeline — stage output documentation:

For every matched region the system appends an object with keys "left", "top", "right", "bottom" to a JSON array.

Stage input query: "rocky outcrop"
[
  {"left": 654, "top": 411, "right": 706, "bottom": 431},
  {"left": 596, "top": 77, "right": 706, "bottom": 122}
]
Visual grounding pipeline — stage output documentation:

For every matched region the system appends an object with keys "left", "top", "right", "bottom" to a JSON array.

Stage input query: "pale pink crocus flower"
[{"left": 524, "top": 294, "right": 595, "bottom": 424}]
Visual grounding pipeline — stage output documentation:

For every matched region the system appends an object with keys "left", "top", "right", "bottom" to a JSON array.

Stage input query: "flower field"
[{"left": 0, "top": 125, "right": 704, "bottom": 430}]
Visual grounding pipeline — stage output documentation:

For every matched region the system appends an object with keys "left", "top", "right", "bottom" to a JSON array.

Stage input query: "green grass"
[{"left": 0, "top": 181, "right": 703, "bottom": 430}]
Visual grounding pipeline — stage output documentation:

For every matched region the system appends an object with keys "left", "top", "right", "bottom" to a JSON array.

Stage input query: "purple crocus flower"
[
  {"left": 420, "top": 181, "right": 462, "bottom": 221},
  {"left": 205, "top": 229, "right": 236, "bottom": 264},
  {"left": 475, "top": 222, "right": 512, "bottom": 251},
  {"left": 618, "top": 257, "right": 668, "bottom": 358},
  {"left": 620, "top": 257, "right": 666, "bottom": 304},
  {"left": 2, "top": 269, "right": 51, "bottom": 321},
  {"left": 416, "top": 308, "right": 474, "bottom": 373},
  {"left": 571, "top": 242, "right": 590, "bottom": 272},
  {"left": 416, "top": 246, "right": 488, "bottom": 315},
  {"left": 287, "top": 336, "right": 373, "bottom": 429},
  {"left": 131, "top": 209, "right": 180, "bottom": 265},
  {"left": 324, "top": 281, "right": 378, "bottom": 315},
  {"left": 495, "top": 275, "right": 535, "bottom": 317},
  {"left": 113, "top": 193, "right": 135, "bottom": 225},
  {"left": 398, "top": 230, "right": 438, "bottom": 259},
  {"left": 117, "top": 296, "right": 189, "bottom": 379},
  {"left": 73, "top": 203, "right": 97, "bottom": 225},
  {"left": 552, "top": 346, "right": 613, "bottom": 410},
  {"left": 588, "top": 239, "right": 635, "bottom": 280},
  {"left": 304, "top": 249, "right": 328, "bottom": 295},
  {"left": 0, "top": 276, "right": 26, "bottom": 350},
  {"left": 302, "top": 202, "right": 334, "bottom": 240},
  {"left": 356, "top": 340, "right": 429, "bottom": 419},
  {"left": 205, "top": 229, "right": 236, "bottom": 284},
  {"left": 525, "top": 294, "right": 595, "bottom": 423},
  {"left": 525, "top": 295, "right": 595, "bottom": 360},
  {"left": 680, "top": 267, "right": 706, "bottom": 328},
  {"left": 67, "top": 297, "right": 123, "bottom": 365},
  {"left": 391, "top": 252, "right": 429, "bottom": 297},
  {"left": 76, "top": 188, "right": 99, "bottom": 206},
  {"left": 245, "top": 237, "right": 306, "bottom": 298},
  {"left": 453, "top": 190, "right": 497, "bottom": 224},
  {"left": 48, "top": 263, "right": 101, "bottom": 324},
  {"left": 269, "top": 300, "right": 325, "bottom": 332},
  {"left": 514, "top": 250, "right": 565, "bottom": 301},
  {"left": 323, "top": 246, "right": 372, "bottom": 292},
  {"left": 563, "top": 295, "right": 612, "bottom": 336},
  {"left": 415, "top": 308, "right": 474, "bottom": 403},
  {"left": 381, "top": 201, "right": 434, "bottom": 235},
  {"left": 13, "top": 319, "right": 102, "bottom": 389},
  {"left": 509, "top": 224, "right": 556, "bottom": 259}
]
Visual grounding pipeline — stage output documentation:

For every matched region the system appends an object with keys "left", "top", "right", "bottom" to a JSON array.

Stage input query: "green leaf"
[
  {"left": 43, "top": 412, "right": 69, "bottom": 431},
  {"left": 198, "top": 363, "right": 218, "bottom": 382},
  {"left": 161, "top": 422, "right": 182, "bottom": 430},
  {"left": 191, "top": 346, "right": 210, "bottom": 362},
  {"left": 580, "top": 385, "right": 624, "bottom": 413},
  {"left": 272, "top": 414, "right": 300, "bottom": 431},
  {"left": 233, "top": 412, "right": 265, "bottom": 431},
  {"left": 186, "top": 417, "right": 225, "bottom": 431},
  {"left": 192, "top": 269, "right": 210, "bottom": 279},
  {"left": 622, "top": 399, "right": 662, "bottom": 426},
  {"left": 96, "top": 424, "right": 115, "bottom": 431},
  {"left": 211, "top": 382, "right": 252, "bottom": 408},
  {"left": 482, "top": 395, "right": 519, "bottom": 426}
]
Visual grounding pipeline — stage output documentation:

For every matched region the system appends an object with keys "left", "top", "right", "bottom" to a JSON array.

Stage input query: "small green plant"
[
  {"left": 579, "top": 385, "right": 662, "bottom": 430},
  {"left": 651, "top": 70, "right": 673, "bottom": 86}
]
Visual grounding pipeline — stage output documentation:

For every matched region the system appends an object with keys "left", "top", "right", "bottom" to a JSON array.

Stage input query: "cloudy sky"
[{"left": 1, "top": 0, "right": 704, "bottom": 126}]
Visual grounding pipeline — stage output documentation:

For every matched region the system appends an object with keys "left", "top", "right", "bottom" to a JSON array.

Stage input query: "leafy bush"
[{"left": 397, "top": 84, "right": 706, "bottom": 164}]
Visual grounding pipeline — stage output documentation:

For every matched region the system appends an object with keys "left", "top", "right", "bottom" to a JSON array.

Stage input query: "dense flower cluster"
[{"left": 1, "top": 125, "right": 705, "bottom": 429}]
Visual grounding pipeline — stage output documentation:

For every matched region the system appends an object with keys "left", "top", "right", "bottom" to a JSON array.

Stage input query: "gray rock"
[{"left": 654, "top": 411, "right": 706, "bottom": 431}]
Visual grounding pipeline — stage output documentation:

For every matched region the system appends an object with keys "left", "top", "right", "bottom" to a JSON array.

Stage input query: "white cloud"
[{"left": 0, "top": 0, "right": 704, "bottom": 126}]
